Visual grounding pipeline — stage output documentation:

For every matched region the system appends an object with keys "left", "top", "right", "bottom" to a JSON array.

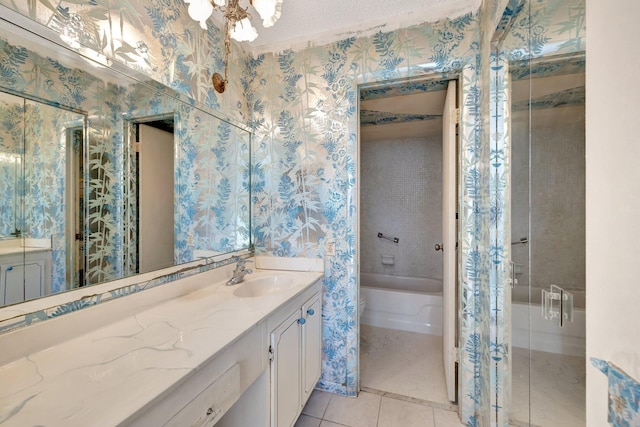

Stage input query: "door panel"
[
  {"left": 139, "top": 124, "right": 174, "bottom": 273},
  {"left": 442, "top": 79, "right": 457, "bottom": 403}
]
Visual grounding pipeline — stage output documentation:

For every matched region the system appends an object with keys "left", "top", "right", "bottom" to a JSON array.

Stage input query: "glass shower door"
[
  {"left": 523, "top": 55, "right": 586, "bottom": 427},
  {"left": 496, "top": 1, "right": 587, "bottom": 424}
]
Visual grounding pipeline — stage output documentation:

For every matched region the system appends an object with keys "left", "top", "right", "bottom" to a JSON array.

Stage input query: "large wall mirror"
[{"left": 0, "top": 14, "right": 251, "bottom": 309}]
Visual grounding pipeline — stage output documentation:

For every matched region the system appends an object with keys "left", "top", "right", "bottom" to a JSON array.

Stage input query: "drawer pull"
[
  {"left": 206, "top": 408, "right": 214, "bottom": 416},
  {"left": 298, "top": 318, "right": 306, "bottom": 325},
  {"left": 307, "top": 308, "right": 315, "bottom": 316}
]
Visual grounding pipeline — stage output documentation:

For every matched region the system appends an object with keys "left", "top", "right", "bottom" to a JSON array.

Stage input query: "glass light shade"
[
  {"left": 229, "top": 17, "right": 258, "bottom": 42},
  {"left": 185, "top": 0, "right": 214, "bottom": 30},
  {"left": 251, "top": 0, "right": 283, "bottom": 28},
  {"left": 213, "top": 0, "right": 226, "bottom": 6}
]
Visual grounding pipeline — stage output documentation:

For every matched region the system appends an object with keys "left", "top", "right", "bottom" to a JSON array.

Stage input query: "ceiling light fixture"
[{"left": 184, "top": 0, "right": 283, "bottom": 93}]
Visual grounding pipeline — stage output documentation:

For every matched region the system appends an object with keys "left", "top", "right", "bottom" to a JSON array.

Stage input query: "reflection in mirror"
[
  {"left": 25, "top": 99, "right": 86, "bottom": 294},
  {"left": 129, "top": 116, "right": 176, "bottom": 274},
  {"left": 0, "top": 91, "right": 23, "bottom": 241},
  {"left": 0, "top": 17, "right": 251, "bottom": 309},
  {"left": 0, "top": 93, "right": 86, "bottom": 305}
]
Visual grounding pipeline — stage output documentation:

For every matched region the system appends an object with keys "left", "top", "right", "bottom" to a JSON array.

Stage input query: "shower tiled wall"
[
  {"left": 360, "top": 137, "right": 443, "bottom": 279},
  {"left": 511, "top": 110, "right": 586, "bottom": 292}
]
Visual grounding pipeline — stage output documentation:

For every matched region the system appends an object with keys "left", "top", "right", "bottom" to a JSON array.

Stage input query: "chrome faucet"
[{"left": 226, "top": 258, "right": 253, "bottom": 286}]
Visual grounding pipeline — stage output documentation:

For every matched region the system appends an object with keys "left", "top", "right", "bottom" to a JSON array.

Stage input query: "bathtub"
[
  {"left": 511, "top": 286, "right": 585, "bottom": 357},
  {"left": 359, "top": 273, "right": 443, "bottom": 335}
]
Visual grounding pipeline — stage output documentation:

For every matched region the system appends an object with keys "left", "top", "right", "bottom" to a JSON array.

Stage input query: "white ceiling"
[
  {"left": 246, "top": 0, "right": 481, "bottom": 54},
  {"left": 360, "top": 90, "right": 446, "bottom": 142}
]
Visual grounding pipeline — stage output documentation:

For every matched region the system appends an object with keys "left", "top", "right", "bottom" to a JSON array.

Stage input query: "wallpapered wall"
[
  {"left": 23, "top": 101, "right": 83, "bottom": 293},
  {"left": 246, "top": 14, "right": 492, "bottom": 425},
  {"left": 0, "top": 93, "right": 23, "bottom": 238}
]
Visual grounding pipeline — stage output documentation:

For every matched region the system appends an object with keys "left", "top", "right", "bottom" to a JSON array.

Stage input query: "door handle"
[
  {"left": 509, "top": 261, "right": 518, "bottom": 288},
  {"left": 435, "top": 243, "right": 443, "bottom": 251}
]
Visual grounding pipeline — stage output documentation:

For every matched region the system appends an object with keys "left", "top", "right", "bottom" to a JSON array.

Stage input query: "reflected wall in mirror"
[
  {"left": 0, "top": 18, "right": 251, "bottom": 308},
  {"left": 0, "top": 91, "right": 24, "bottom": 241}
]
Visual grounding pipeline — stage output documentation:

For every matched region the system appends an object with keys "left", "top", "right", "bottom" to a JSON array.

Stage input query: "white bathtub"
[
  {"left": 360, "top": 273, "right": 443, "bottom": 335},
  {"left": 511, "top": 287, "right": 585, "bottom": 357}
]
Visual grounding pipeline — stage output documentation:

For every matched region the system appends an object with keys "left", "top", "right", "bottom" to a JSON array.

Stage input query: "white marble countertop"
[{"left": 0, "top": 267, "right": 323, "bottom": 426}]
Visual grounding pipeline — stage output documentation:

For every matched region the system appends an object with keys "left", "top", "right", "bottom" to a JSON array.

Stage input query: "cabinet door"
[
  {"left": 302, "top": 295, "right": 322, "bottom": 402},
  {"left": 271, "top": 311, "right": 302, "bottom": 427},
  {"left": 23, "top": 262, "right": 44, "bottom": 301},
  {"left": 2, "top": 261, "right": 44, "bottom": 305},
  {"left": 2, "top": 265, "right": 23, "bottom": 305}
]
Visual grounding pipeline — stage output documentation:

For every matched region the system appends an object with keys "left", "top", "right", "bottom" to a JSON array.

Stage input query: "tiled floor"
[
  {"left": 360, "top": 324, "right": 450, "bottom": 405},
  {"left": 295, "top": 390, "right": 466, "bottom": 427},
  {"left": 511, "top": 347, "right": 586, "bottom": 426},
  {"left": 355, "top": 322, "right": 584, "bottom": 426}
]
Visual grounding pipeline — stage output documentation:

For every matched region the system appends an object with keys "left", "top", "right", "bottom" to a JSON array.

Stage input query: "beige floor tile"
[
  {"left": 511, "top": 347, "right": 585, "bottom": 426},
  {"left": 323, "top": 391, "right": 381, "bottom": 427},
  {"left": 319, "top": 421, "right": 348, "bottom": 427},
  {"left": 295, "top": 414, "right": 322, "bottom": 427},
  {"left": 302, "top": 390, "right": 332, "bottom": 418},
  {"left": 433, "top": 407, "right": 466, "bottom": 427},
  {"left": 377, "top": 396, "right": 435, "bottom": 427},
  {"left": 360, "top": 325, "right": 450, "bottom": 404}
]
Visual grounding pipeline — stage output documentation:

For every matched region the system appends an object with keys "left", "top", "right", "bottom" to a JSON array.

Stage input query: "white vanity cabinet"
[
  {"left": 0, "top": 249, "right": 52, "bottom": 305},
  {"left": 269, "top": 280, "right": 322, "bottom": 427}
]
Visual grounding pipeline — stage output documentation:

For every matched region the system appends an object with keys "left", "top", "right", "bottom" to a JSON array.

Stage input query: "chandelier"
[{"left": 184, "top": 0, "right": 283, "bottom": 93}]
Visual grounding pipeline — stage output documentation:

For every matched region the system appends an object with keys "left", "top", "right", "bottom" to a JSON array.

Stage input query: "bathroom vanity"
[{"left": 0, "top": 259, "right": 323, "bottom": 427}]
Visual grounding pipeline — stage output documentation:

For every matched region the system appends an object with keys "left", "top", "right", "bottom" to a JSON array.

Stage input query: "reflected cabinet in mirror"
[{"left": 0, "top": 18, "right": 251, "bottom": 308}]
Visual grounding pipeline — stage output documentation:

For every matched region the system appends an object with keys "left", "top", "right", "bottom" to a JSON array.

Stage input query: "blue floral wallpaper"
[
  {"left": 592, "top": 358, "right": 640, "bottom": 427},
  {"left": 246, "top": 14, "right": 492, "bottom": 425},
  {"left": 0, "top": 93, "right": 23, "bottom": 238},
  {"left": 23, "top": 101, "right": 83, "bottom": 293}
]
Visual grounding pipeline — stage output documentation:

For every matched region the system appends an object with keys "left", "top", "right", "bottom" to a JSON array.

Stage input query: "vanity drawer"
[
  {"left": 166, "top": 363, "right": 240, "bottom": 427},
  {"left": 125, "top": 322, "right": 266, "bottom": 426}
]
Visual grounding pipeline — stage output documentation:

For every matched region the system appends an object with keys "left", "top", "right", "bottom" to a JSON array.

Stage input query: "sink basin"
[{"left": 233, "top": 276, "right": 295, "bottom": 298}]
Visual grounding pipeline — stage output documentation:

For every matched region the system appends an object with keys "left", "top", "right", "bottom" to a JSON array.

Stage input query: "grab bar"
[
  {"left": 377, "top": 232, "right": 399, "bottom": 244},
  {"left": 511, "top": 237, "right": 528, "bottom": 245}
]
